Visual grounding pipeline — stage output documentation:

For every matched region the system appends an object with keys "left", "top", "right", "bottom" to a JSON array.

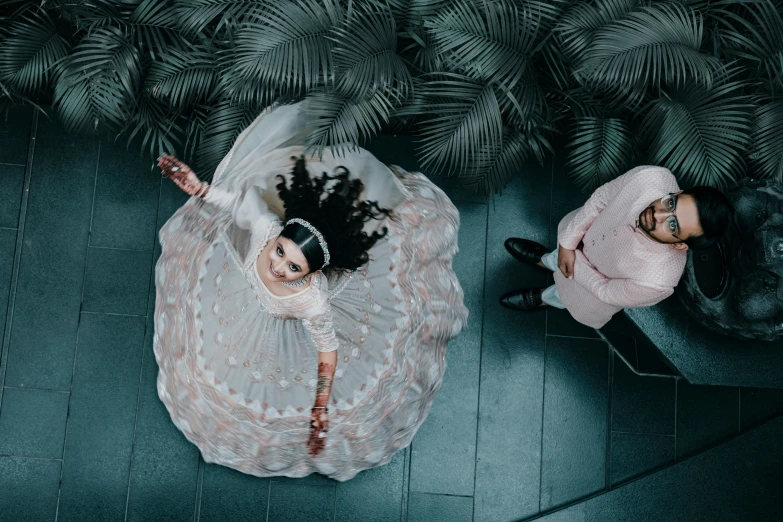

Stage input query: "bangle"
[{"left": 312, "top": 406, "right": 328, "bottom": 410}]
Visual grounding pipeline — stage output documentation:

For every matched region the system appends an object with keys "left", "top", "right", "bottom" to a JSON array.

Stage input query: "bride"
[{"left": 153, "top": 101, "right": 468, "bottom": 481}]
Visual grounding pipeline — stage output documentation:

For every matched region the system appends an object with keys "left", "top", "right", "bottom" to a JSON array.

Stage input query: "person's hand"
[
  {"left": 558, "top": 244, "right": 576, "bottom": 279},
  {"left": 307, "top": 407, "right": 329, "bottom": 457},
  {"left": 158, "top": 154, "right": 205, "bottom": 197}
]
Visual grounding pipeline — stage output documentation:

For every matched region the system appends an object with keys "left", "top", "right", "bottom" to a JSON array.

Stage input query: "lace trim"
[
  {"left": 302, "top": 312, "right": 339, "bottom": 353},
  {"left": 242, "top": 219, "right": 283, "bottom": 274},
  {"left": 328, "top": 272, "right": 353, "bottom": 300}
]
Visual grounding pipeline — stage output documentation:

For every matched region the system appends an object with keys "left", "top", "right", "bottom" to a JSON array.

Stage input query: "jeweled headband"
[{"left": 285, "top": 218, "right": 331, "bottom": 267}]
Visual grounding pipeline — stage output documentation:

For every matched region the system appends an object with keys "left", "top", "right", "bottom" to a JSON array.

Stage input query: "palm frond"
[
  {"left": 54, "top": 26, "right": 141, "bottom": 133},
  {"left": 642, "top": 74, "right": 753, "bottom": 188},
  {"left": 537, "top": 36, "right": 571, "bottom": 92},
  {"left": 145, "top": 46, "right": 218, "bottom": 108},
  {"left": 331, "top": 3, "right": 412, "bottom": 100},
  {"left": 385, "top": 0, "right": 447, "bottom": 31},
  {"left": 576, "top": 2, "right": 722, "bottom": 97},
  {"left": 122, "top": 94, "right": 185, "bottom": 159},
  {"left": 412, "top": 73, "right": 504, "bottom": 175},
  {"left": 127, "top": 0, "right": 186, "bottom": 57},
  {"left": 460, "top": 129, "right": 530, "bottom": 194},
  {"left": 212, "top": 74, "right": 278, "bottom": 107},
  {"left": 496, "top": 71, "right": 547, "bottom": 130},
  {"left": 713, "top": 0, "right": 783, "bottom": 91},
  {"left": 556, "top": 0, "right": 642, "bottom": 62},
  {"left": 55, "top": 0, "right": 124, "bottom": 30},
  {"left": 519, "top": 0, "right": 570, "bottom": 35},
  {"left": 749, "top": 100, "right": 783, "bottom": 181},
  {"left": 0, "top": 9, "right": 70, "bottom": 94},
  {"left": 425, "top": 0, "right": 537, "bottom": 88},
  {"left": 401, "top": 23, "right": 442, "bottom": 73},
  {"left": 188, "top": 98, "right": 261, "bottom": 176},
  {"left": 303, "top": 89, "right": 394, "bottom": 155},
  {"left": 0, "top": 77, "right": 42, "bottom": 116},
  {"left": 567, "top": 116, "right": 636, "bottom": 190},
  {"left": 228, "top": 0, "right": 342, "bottom": 93},
  {"left": 550, "top": 85, "right": 607, "bottom": 119},
  {"left": 172, "top": 0, "right": 266, "bottom": 37}
]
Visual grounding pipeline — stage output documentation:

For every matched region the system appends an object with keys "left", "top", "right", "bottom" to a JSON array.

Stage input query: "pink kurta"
[{"left": 555, "top": 166, "right": 688, "bottom": 329}]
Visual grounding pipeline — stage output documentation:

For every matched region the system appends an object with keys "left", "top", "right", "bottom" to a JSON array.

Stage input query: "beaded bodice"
[{"left": 219, "top": 215, "right": 338, "bottom": 352}]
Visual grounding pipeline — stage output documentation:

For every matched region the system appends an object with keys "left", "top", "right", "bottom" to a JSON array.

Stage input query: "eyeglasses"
[{"left": 660, "top": 193, "right": 680, "bottom": 236}]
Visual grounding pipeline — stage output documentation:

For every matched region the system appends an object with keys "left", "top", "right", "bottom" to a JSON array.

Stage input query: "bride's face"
[{"left": 261, "top": 236, "right": 311, "bottom": 283}]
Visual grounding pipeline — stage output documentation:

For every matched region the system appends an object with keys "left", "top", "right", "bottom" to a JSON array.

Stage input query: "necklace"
[{"left": 283, "top": 277, "right": 308, "bottom": 289}]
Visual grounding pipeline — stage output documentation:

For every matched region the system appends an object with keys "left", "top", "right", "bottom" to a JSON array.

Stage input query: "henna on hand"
[
  {"left": 158, "top": 154, "right": 206, "bottom": 197},
  {"left": 308, "top": 361, "right": 336, "bottom": 456},
  {"left": 314, "top": 361, "right": 335, "bottom": 407},
  {"left": 307, "top": 406, "right": 329, "bottom": 457}
]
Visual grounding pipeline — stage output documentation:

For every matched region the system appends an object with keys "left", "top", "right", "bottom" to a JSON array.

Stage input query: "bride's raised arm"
[{"left": 159, "top": 154, "right": 235, "bottom": 207}]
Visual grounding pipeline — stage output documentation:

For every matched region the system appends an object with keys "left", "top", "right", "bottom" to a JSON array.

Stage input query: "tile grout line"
[
  {"left": 470, "top": 198, "right": 491, "bottom": 522},
  {"left": 55, "top": 139, "right": 101, "bottom": 522},
  {"left": 607, "top": 342, "right": 676, "bottom": 380},
  {"left": 332, "top": 477, "right": 338, "bottom": 522},
  {"left": 0, "top": 110, "right": 37, "bottom": 416},
  {"left": 673, "top": 378, "right": 679, "bottom": 460},
  {"left": 400, "top": 446, "right": 411, "bottom": 522},
  {"left": 193, "top": 456, "right": 205, "bottom": 521},
  {"left": 124, "top": 173, "right": 163, "bottom": 522},
  {"left": 737, "top": 387, "right": 741, "bottom": 433},
  {"left": 0, "top": 227, "right": 17, "bottom": 231},
  {"left": 81, "top": 310, "right": 147, "bottom": 318},
  {"left": 414, "top": 491, "right": 476, "bottom": 499},
  {"left": 0, "top": 162, "right": 26, "bottom": 167},
  {"left": 537, "top": 335, "right": 548, "bottom": 514},
  {"left": 605, "top": 344, "right": 614, "bottom": 490},
  {"left": 537, "top": 151, "right": 557, "bottom": 514},
  {"left": 611, "top": 430, "right": 677, "bottom": 437},
  {"left": 2, "top": 385, "right": 70, "bottom": 394},
  {"left": 264, "top": 478, "right": 272, "bottom": 522},
  {"left": 546, "top": 333, "right": 607, "bottom": 341},
  {"left": 0, "top": 454, "right": 63, "bottom": 462},
  {"left": 87, "top": 245, "right": 155, "bottom": 253}
]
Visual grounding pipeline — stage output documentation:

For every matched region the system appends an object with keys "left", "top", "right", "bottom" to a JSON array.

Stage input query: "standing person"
[
  {"left": 500, "top": 166, "right": 732, "bottom": 329},
  {"left": 153, "top": 102, "right": 468, "bottom": 481}
]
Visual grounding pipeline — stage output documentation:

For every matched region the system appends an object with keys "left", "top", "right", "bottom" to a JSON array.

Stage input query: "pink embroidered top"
[{"left": 554, "top": 166, "right": 688, "bottom": 329}]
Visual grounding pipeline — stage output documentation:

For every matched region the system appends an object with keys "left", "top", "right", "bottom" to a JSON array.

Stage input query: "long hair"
[
  {"left": 276, "top": 157, "right": 391, "bottom": 275},
  {"left": 682, "top": 186, "right": 733, "bottom": 250}
]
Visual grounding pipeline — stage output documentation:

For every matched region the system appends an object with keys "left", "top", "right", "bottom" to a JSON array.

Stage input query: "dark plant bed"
[{"left": 1, "top": 0, "right": 782, "bottom": 195}]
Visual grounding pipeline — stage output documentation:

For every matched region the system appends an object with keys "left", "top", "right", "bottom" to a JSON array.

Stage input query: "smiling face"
[
  {"left": 259, "top": 236, "right": 312, "bottom": 284},
  {"left": 638, "top": 192, "right": 702, "bottom": 248}
]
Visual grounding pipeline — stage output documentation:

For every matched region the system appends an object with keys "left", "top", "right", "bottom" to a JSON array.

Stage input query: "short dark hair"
[{"left": 682, "top": 186, "right": 733, "bottom": 250}]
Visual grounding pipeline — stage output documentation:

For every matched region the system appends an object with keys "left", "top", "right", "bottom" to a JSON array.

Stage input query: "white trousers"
[{"left": 540, "top": 250, "right": 565, "bottom": 309}]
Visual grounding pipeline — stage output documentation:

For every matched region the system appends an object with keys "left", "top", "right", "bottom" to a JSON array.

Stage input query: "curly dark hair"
[{"left": 276, "top": 157, "right": 391, "bottom": 275}]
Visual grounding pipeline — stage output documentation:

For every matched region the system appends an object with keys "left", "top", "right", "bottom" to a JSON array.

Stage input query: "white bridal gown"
[{"left": 154, "top": 101, "right": 468, "bottom": 481}]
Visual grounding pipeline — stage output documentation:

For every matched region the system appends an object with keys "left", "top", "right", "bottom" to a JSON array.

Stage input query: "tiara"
[{"left": 285, "top": 218, "right": 331, "bottom": 267}]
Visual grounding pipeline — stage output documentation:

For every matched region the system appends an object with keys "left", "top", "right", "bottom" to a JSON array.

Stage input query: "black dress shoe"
[
  {"left": 499, "top": 288, "right": 545, "bottom": 310},
  {"left": 504, "top": 238, "right": 549, "bottom": 267}
]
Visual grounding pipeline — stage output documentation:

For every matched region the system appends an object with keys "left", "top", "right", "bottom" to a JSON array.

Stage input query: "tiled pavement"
[{"left": 1, "top": 108, "right": 782, "bottom": 521}]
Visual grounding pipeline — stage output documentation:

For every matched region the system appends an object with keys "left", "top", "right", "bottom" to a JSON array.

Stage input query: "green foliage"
[
  {"left": 567, "top": 117, "right": 637, "bottom": 190},
  {"left": 642, "top": 73, "right": 752, "bottom": 189},
  {"left": 576, "top": 3, "right": 723, "bottom": 99},
  {"left": 749, "top": 100, "right": 783, "bottom": 180},
  {"left": 1, "top": 0, "right": 782, "bottom": 191}
]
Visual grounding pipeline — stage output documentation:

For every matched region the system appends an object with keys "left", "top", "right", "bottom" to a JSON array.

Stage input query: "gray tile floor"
[{"left": 1, "top": 108, "right": 782, "bottom": 522}]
